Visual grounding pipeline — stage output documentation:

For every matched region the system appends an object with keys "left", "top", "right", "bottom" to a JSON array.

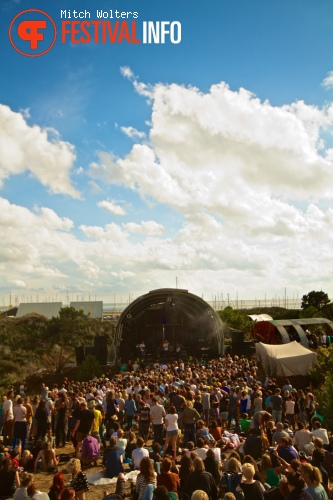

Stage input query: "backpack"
[{"left": 221, "top": 471, "right": 244, "bottom": 500}]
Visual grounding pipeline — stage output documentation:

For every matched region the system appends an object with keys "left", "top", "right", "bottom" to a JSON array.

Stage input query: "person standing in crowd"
[
  {"left": 55, "top": 393, "right": 68, "bottom": 449},
  {"left": 201, "top": 387, "right": 211, "bottom": 426},
  {"left": 270, "top": 388, "right": 283, "bottom": 423},
  {"left": 150, "top": 397, "right": 166, "bottom": 446},
  {"left": 164, "top": 406, "right": 179, "bottom": 460},
  {"left": 13, "top": 397, "right": 27, "bottom": 450},
  {"left": 3, "top": 390, "right": 14, "bottom": 446},
  {"left": 138, "top": 400, "right": 151, "bottom": 445},
  {"left": 35, "top": 400, "right": 49, "bottom": 442},
  {"left": 181, "top": 400, "right": 201, "bottom": 447},
  {"left": 228, "top": 388, "right": 239, "bottom": 429},
  {"left": 124, "top": 393, "right": 137, "bottom": 431},
  {"left": 71, "top": 400, "right": 95, "bottom": 458}
]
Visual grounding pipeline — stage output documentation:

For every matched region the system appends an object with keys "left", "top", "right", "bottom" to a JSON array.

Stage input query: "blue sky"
[{"left": 1, "top": 0, "right": 333, "bottom": 307}]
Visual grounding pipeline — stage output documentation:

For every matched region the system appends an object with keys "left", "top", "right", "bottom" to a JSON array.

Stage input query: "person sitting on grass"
[
  {"left": 103, "top": 436, "right": 124, "bottom": 478},
  {"left": 34, "top": 441, "right": 58, "bottom": 472}
]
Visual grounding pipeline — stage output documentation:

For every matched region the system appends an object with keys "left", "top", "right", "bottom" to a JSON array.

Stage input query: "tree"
[
  {"left": 309, "top": 344, "right": 333, "bottom": 384},
  {"left": 299, "top": 306, "right": 322, "bottom": 319},
  {"left": 301, "top": 291, "right": 330, "bottom": 311},
  {"left": 316, "top": 372, "right": 333, "bottom": 433},
  {"left": 218, "top": 306, "right": 253, "bottom": 338},
  {"left": 77, "top": 355, "right": 102, "bottom": 381},
  {"left": 44, "top": 307, "right": 95, "bottom": 373}
]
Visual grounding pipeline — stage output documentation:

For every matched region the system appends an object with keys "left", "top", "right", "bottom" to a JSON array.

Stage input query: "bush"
[
  {"left": 77, "top": 355, "right": 102, "bottom": 381},
  {"left": 309, "top": 344, "right": 333, "bottom": 385},
  {"left": 316, "top": 372, "right": 333, "bottom": 433}
]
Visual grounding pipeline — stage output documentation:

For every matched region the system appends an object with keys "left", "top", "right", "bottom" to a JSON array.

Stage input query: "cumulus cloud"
[
  {"left": 98, "top": 200, "right": 126, "bottom": 215},
  {"left": 90, "top": 76, "right": 333, "bottom": 234},
  {"left": 84, "top": 72, "right": 333, "bottom": 297},
  {"left": 123, "top": 220, "right": 165, "bottom": 235},
  {"left": 2, "top": 74, "right": 333, "bottom": 300},
  {"left": 120, "top": 126, "right": 146, "bottom": 140},
  {"left": 0, "top": 105, "right": 79, "bottom": 197}
]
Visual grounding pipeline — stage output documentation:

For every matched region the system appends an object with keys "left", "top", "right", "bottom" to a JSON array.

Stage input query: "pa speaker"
[{"left": 94, "top": 335, "right": 108, "bottom": 365}]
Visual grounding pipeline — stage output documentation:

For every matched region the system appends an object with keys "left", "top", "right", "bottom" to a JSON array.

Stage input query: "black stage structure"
[{"left": 113, "top": 288, "right": 224, "bottom": 362}]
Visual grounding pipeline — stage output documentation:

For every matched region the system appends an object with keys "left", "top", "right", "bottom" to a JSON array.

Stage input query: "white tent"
[{"left": 255, "top": 341, "right": 317, "bottom": 377}]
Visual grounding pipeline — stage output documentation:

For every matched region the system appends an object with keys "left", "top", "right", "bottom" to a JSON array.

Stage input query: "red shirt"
[{"left": 157, "top": 472, "right": 180, "bottom": 497}]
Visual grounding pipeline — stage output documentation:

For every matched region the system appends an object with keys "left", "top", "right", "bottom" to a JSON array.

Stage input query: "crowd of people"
[{"left": 0, "top": 352, "right": 332, "bottom": 500}]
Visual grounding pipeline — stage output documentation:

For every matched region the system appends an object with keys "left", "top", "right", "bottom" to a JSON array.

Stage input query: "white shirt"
[
  {"left": 210, "top": 447, "right": 221, "bottom": 462},
  {"left": 13, "top": 405, "right": 27, "bottom": 422},
  {"left": 13, "top": 487, "right": 28, "bottom": 500},
  {"left": 195, "top": 447, "right": 208, "bottom": 460},
  {"left": 150, "top": 404, "right": 166, "bottom": 425},
  {"left": 311, "top": 428, "right": 329, "bottom": 444},
  {"left": 3, "top": 399, "right": 13, "bottom": 421},
  {"left": 132, "top": 447, "right": 149, "bottom": 469},
  {"left": 31, "top": 493, "right": 50, "bottom": 500},
  {"left": 165, "top": 413, "right": 178, "bottom": 431}
]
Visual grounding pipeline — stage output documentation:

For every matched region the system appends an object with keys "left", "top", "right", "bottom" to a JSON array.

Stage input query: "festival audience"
[{"left": 1, "top": 350, "right": 331, "bottom": 500}]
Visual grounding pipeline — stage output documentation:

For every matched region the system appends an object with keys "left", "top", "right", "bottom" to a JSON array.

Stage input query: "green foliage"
[
  {"left": 77, "top": 355, "right": 102, "bottom": 381},
  {"left": 218, "top": 306, "right": 253, "bottom": 338},
  {"left": 309, "top": 344, "right": 333, "bottom": 384},
  {"left": 44, "top": 307, "right": 103, "bottom": 373},
  {"left": 0, "top": 307, "right": 115, "bottom": 392},
  {"left": 59, "top": 306, "right": 89, "bottom": 320},
  {"left": 316, "top": 372, "right": 333, "bottom": 433},
  {"left": 299, "top": 306, "right": 322, "bottom": 319},
  {"left": 301, "top": 290, "right": 330, "bottom": 311}
]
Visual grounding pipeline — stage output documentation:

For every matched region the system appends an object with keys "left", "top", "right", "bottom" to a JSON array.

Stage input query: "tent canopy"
[{"left": 256, "top": 341, "right": 317, "bottom": 377}]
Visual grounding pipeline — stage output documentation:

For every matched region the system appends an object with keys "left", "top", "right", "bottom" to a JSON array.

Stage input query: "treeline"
[{"left": 0, "top": 306, "right": 115, "bottom": 389}]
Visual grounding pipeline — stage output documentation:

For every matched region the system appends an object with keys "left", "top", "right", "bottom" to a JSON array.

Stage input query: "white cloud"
[
  {"left": 123, "top": 220, "right": 165, "bottom": 235},
  {"left": 120, "top": 66, "right": 135, "bottom": 80},
  {"left": 120, "top": 126, "right": 146, "bottom": 140},
  {"left": 98, "top": 200, "right": 126, "bottom": 216},
  {"left": 36, "top": 207, "right": 74, "bottom": 231},
  {"left": 10, "top": 280, "right": 26, "bottom": 288},
  {"left": 3, "top": 75, "right": 333, "bottom": 300},
  {"left": 322, "top": 71, "right": 333, "bottom": 89},
  {"left": 90, "top": 77, "right": 333, "bottom": 228},
  {"left": 84, "top": 73, "right": 333, "bottom": 297},
  {"left": 19, "top": 107, "right": 30, "bottom": 119},
  {"left": 0, "top": 104, "right": 79, "bottom": 197}
]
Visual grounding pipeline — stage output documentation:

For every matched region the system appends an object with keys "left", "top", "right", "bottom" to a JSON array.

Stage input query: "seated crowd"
[{"left": 0, "top": 353, "right": 332, "bottom": 500}]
